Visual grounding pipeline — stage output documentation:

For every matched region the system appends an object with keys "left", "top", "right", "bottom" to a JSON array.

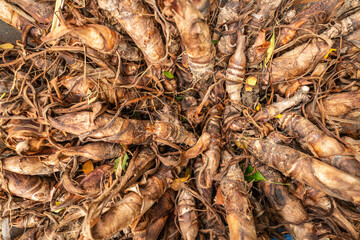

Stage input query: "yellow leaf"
[
  {"left": 235, "top": 140, "right": 247, "bottom": 149},
  {"left": 170, "top": 168, "right": 191, "bottom": 191},
  {"left": 0, "top": 43, "right": 14, "bottom": 50},
  {"left": 245, "top": 76, "right": 257, "bottom": 91},
  {"left": 53, "top": 202, "right": 64, "bottom": 213},
  {"left": 275, "top": 114, "right": 282, "bottom": 119},
  {"left": 264, "top": 28, "right": 275, "bottom": 67},
  {"left": 323, "top": 48, "right": 336, "bottom": 59},
  {"left": 0, "top": 93, "right": 6, "bottom": 100},
  {"left": 256, "top": 104, "right": 261, "bottom": 111},
  {"left": 83, "top": 160, "right": 94, "bottom": 175},
  {"left": 88, "top": 96, "right": 97, "bottom": 104}
]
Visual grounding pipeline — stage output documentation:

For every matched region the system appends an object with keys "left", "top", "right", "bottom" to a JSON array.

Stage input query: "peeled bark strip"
[
  {"left": 324, "top": 10, "right": 360, "bottom": 38},
  {"left": 306, "top": 91, "right": 360, "bottom": 117},
  {"left": 220, "top": 150, "right": 257, "bottom": 240},
  {"left": 98, "top": 0, "right": 166, "bottom": 67},
  {"left": 167, "top": 0, "right": 215, "bottom": 83},
  {"left": 2, "top": 171, "right": 53, "bottom": 202},
  {"left": 257, "top": 165, "right": 317, "bottom": 240},
  {"left": 0, "top": 0, "right": 42, "bottom": 39},
  {"left": 254, "top": 86, "right": 309, "bottom": 122},
  {"left": 10, "top": 0, "right": 54, "bottom": 24},
  {"left": 279, "top": 112, "right": 360, "bottom": 177},
  {"left": 90, "top": 166, "right": 173, "bottom": 239},
  {"left": 0, "top": 0, "right": 31, "bottom": 32},
  {"left": 262, "top": 38, "right": 332, "bottom": 91},
  {"left": 178, "top": 188, "right": 199, "bottom": 240},
  {"left": 49, "top": 111, "right": 197, "bottom": 146},
  {"left": 245, "top": 138, "right": 360, "bottom": 203},
  {"left": 226, "top": 33, "right": 246, "bottom": 103}
]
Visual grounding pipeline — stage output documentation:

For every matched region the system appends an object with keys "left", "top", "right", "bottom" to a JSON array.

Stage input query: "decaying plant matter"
[
  {"left": 178, "top": 188, "right": 198, "bottom": 240},
  {"left": 279, "top": 112, "right": 360, "bottom": 176},
  {"left": 244, "top": 138, "right": 360, "bottom": 203},
  {"left": 166, "top": 0, "right": 215, "bottom": 84},
  {"left": 225, "top": 32, "right": 246, "bottom": 103},
  {"left": 48, "top": 111, "right": 197, "bottom": 146},
  {"left": 1, "top": 0, "right": 360, "bottom": 239},
  {"left": 89, "top": 166, "right": 173, "bottom": 239},
  {"left": 97, "top": 0, "right": 166, "bottom": 71},
  {"left": 220, "top": 150, "right": 257, "bottom": 240},
  {"left": 257, "top": 165, "right": 318, "bottom": 240}
]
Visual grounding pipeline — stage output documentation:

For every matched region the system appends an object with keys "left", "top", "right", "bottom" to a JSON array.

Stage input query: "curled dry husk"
[
  {"left": 245, "top": 138, "right": 360, "bottom": 203},
  {"left": 89, "top": 166, "right": 173, "bottom": 239},
  {"left": 303, "top": 187, "right": 359, "bottom": 239},
  {"left": 131, "top": 189, "right": 175, "bottom": 240},
  {"left": 43, "top": 24, "right": 120, "bottom": 53},
  {"left": 178, "top": 188, "right": 199, "bottom": 240},
  {"left": 48, "top": 111, "right": 197, "bottom": 146},
  {"left": 262, "top": 38, "right": 332, "bottom": 95},
  {"left": 306, "top": 91, "right": 360, "bottom": 117},
  {"left": 97, "top": 0, "right": 166, "bottom": 69},
  {"left": 166, "top": 0, "right": 215, "bottom": 83},
  {"left": 60, "top": 76, "right": 139, "bottom": 105},
  {"left": 225, "top": 33, "right": 246, "bottom": 103},
  {"left": 220, "top": 150, "right": 257, "bottom": 240},
  {"left": 279, "top": 112, "right": 360, "bottom": 177},
  {"left": 2, "top": 171, "right": 53, "bottom": 201},
  {"left": 257, "top": 165, "right": 317, "bottom": 240}
]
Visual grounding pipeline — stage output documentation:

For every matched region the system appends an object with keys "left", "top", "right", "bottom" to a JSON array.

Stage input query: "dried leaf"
[
  {"left": 324, "top": 48, "right": 336, "bottom": 59},
  {"left": 214, "top": 185, "right": 224, "bottom": 205},
  {"left": 0, "top": 93, "right": 6, "bottom": 100},
  {"left": 256, "top": 104, "right": 261, "bottom": 111},
  {"left": 264, "top": 28, "right": 275, "bottom": 67},
  {"left": 83, "top": 160, "right": 94, "bottom": 175},
  {"left": 170, "top": 168, "right": 191, "bottom": 191},
  {"left": 245, "top": 76, "right": 257, "bottom": 91},
  {"left": 0, "top": 43, "right": 14, "bottom": 49}
]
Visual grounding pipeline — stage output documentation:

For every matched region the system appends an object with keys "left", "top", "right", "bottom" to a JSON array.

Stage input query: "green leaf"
[
  {"left": 181, "top": 116, "right": 188, "bottom": 123},
  {"left": 245, "top": 166, "right": 267, "bottom": 182},
  {"left": 114, "top": 156, "right": 121, "bottom": 173},
  {"left": 175, "top": 96, "right": 183, "bottom": 101},
  {"left": 212, "top": 40, "right": 219, "bottom": 45},
  {"left": 163, "top": 71, "right": 174, "bottom": 79},
  {"left": 114, "top": 152, "right": 129, "bottom": 174},
  {"left": 121, "top": 153, "right": 129, "bottom": 173},
  {"left": 264, "top": 28, "right": 275, "bottom": 67}
]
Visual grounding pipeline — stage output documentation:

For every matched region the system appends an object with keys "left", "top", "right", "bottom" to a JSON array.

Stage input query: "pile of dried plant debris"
[{"left": 0, "top": 0, "right": 360, "bottom": 239}]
